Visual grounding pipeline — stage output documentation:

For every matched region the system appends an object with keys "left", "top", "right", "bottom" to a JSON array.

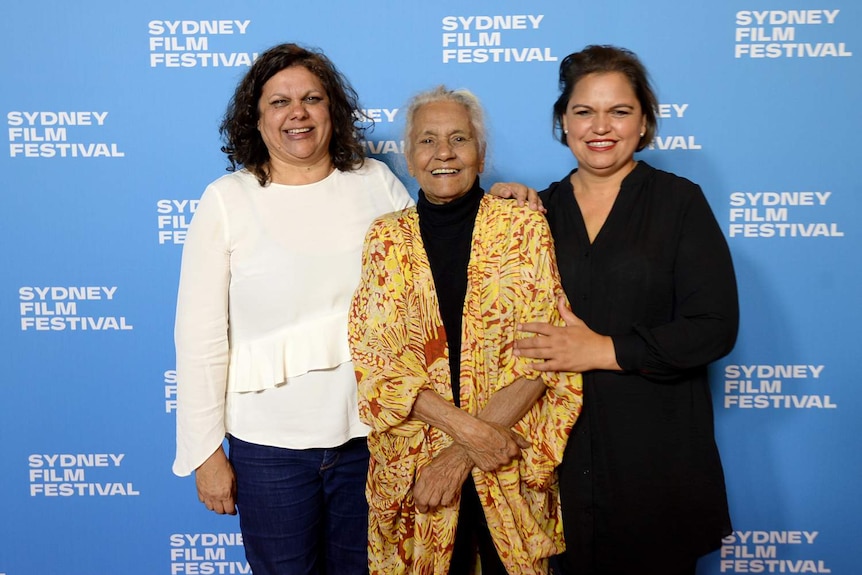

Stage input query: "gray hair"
[{"left": 402, "top": 86, "right": 487, "bottom": 159}]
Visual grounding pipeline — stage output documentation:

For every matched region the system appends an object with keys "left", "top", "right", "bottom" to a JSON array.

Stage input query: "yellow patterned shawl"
[{"left": 349, "top": 195, "right": 583, "bottom": 575}]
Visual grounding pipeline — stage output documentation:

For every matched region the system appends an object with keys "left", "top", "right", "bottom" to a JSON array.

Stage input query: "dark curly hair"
[
  {"left": 552, "top": 45, "right": 658, "bottom": 152},
  {"left": 219, "top": 43, "right": 366, "bottom": 185}
]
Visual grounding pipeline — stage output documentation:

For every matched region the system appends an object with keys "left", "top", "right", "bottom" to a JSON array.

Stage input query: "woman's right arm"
[
  {"left": 173, "top": 185, "right": 235, "bottom": 513},
  {"left": 349, "top": 218, "right": 433, "bottom": 437}
]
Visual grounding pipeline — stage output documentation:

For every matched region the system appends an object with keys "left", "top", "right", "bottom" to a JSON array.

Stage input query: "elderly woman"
[
  {"left": 172, "top": 43, "right": 413, "bottom": 574},
  {"left": 496, "top": 45, "right": 738, "bottom": 575},
  {"left": 348, "top": 86, "right": 583, "bottom": 575}
]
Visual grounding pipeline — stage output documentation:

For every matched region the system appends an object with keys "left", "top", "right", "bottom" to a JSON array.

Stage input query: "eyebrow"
[
  {"left": 570, "top": 103, "right": 636, "bottom": 109},
  {"left": 417, "top": 128, "right": 471, "bottom": 136},
  {"left": 267, "top": 89, "right": 324, "bottom": 98}
]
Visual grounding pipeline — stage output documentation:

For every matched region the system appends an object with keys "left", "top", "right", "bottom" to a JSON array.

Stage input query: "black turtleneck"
[{"left": 417, "top": 178, "right": 483, "bottom": 407}]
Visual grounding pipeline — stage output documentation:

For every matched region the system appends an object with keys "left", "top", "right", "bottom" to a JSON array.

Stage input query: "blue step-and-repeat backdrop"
[{"left": 2, "top": 1, "right": 859, "bottom": 573}]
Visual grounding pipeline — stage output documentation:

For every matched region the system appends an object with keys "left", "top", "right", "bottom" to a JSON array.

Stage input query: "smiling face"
[
  {"left": 257, "top": 65, "right": 333, "bottom": 176},
  {"left": 561, "top": 71, "right": 646, "bottom": 179},
  {"left": 407, "top": 100, "right": 485, "bottom": 205}
]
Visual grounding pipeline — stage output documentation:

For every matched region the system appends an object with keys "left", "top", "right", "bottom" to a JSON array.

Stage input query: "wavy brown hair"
[
  {"left": 219, "top": 43, "right": 367, "bottom": 185},
  {"left": 552, "top": 45, "right": 658, "bottom": 152}
]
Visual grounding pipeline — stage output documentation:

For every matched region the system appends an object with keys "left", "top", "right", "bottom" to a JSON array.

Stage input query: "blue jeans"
[{"left": 228, "top": 435, "right": 370, "bottom": 575}]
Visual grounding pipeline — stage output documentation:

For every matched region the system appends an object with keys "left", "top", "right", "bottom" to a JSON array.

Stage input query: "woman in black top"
[{"left": 497, "top": 45, "right": 738, "bottom": 575}]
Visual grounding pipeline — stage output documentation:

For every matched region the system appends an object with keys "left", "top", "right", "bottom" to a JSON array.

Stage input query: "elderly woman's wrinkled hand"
[
  {"left": 457, "top": 419, "right": 530, "bottom": 472},
  {"left": 413, "top": 444, "right": 473, "bottom": 513}
]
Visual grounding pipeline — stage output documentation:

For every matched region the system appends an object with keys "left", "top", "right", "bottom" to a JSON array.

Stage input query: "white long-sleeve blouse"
[{"left": 173, "top": 159, "right": 413, "bottom": 476}]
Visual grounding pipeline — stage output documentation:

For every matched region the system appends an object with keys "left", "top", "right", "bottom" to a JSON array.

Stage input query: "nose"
[
  {"left": 434, "top": 139, "right": 455, "bottom": 160},
  {"left": 288, "top": 100, "right": 309, "bottom": 120},
  {"left": 591, "top": 113, "right": 610, "bottom": 135}
]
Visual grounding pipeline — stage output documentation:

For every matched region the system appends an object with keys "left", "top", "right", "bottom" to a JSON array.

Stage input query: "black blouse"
[{"left": 542, "top": 161, "right": 738, "bottom": 574}]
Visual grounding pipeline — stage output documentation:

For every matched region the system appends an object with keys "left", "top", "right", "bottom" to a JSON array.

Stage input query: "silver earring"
[
  {"left": 639, "top": 132, "right": 645, "bottom": 137},
  {"left": 564, "top": 129, "right": 568, "bottom": 134}
]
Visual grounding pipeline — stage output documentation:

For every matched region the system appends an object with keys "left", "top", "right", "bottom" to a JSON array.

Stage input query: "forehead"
[
  {"left": 412, "top": 101, "right": 473, "bottom": 133},
  {"left": 570, "top": 71, "right": 637, "bottom": 101},
  {"left": 261, "top": 65, "right": 324, "bottom": 95}
]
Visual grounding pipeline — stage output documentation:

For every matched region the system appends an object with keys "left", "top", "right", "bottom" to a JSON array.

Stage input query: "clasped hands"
[{"left": 413, "top": 418, "right": 529, "bottom": 513}]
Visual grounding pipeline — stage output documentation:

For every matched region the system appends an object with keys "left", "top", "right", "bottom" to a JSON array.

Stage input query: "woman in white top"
[{"left": 173, "top": 43, "right": 413, "bottom": 575}]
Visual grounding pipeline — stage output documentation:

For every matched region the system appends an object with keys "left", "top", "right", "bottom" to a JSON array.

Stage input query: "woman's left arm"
[{"left": 614, "top": 185, "right": 739, "bottom": 379}]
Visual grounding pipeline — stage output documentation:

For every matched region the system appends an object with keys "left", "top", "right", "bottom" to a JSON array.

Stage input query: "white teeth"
[
  {"left": 432, "top": 168, "right": 459, "bottom": 175},
  {"left": 588, "top": 141, "right": 614, "bottom": 148},
  {"left": 286, "top": 128, "right": 311, "bottom": 134}
]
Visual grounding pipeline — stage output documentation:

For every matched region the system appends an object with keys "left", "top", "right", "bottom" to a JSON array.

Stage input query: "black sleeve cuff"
[{"left": 612, "top": 331, "right": 649, "bottom": 373}]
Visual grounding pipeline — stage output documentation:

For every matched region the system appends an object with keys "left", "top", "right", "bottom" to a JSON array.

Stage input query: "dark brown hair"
[
  {"left": 219, "top": 43, "right": 366, "bottom": 185},
  {"left": 553, "top": 45, "right": 658, "bottom": 152}
]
